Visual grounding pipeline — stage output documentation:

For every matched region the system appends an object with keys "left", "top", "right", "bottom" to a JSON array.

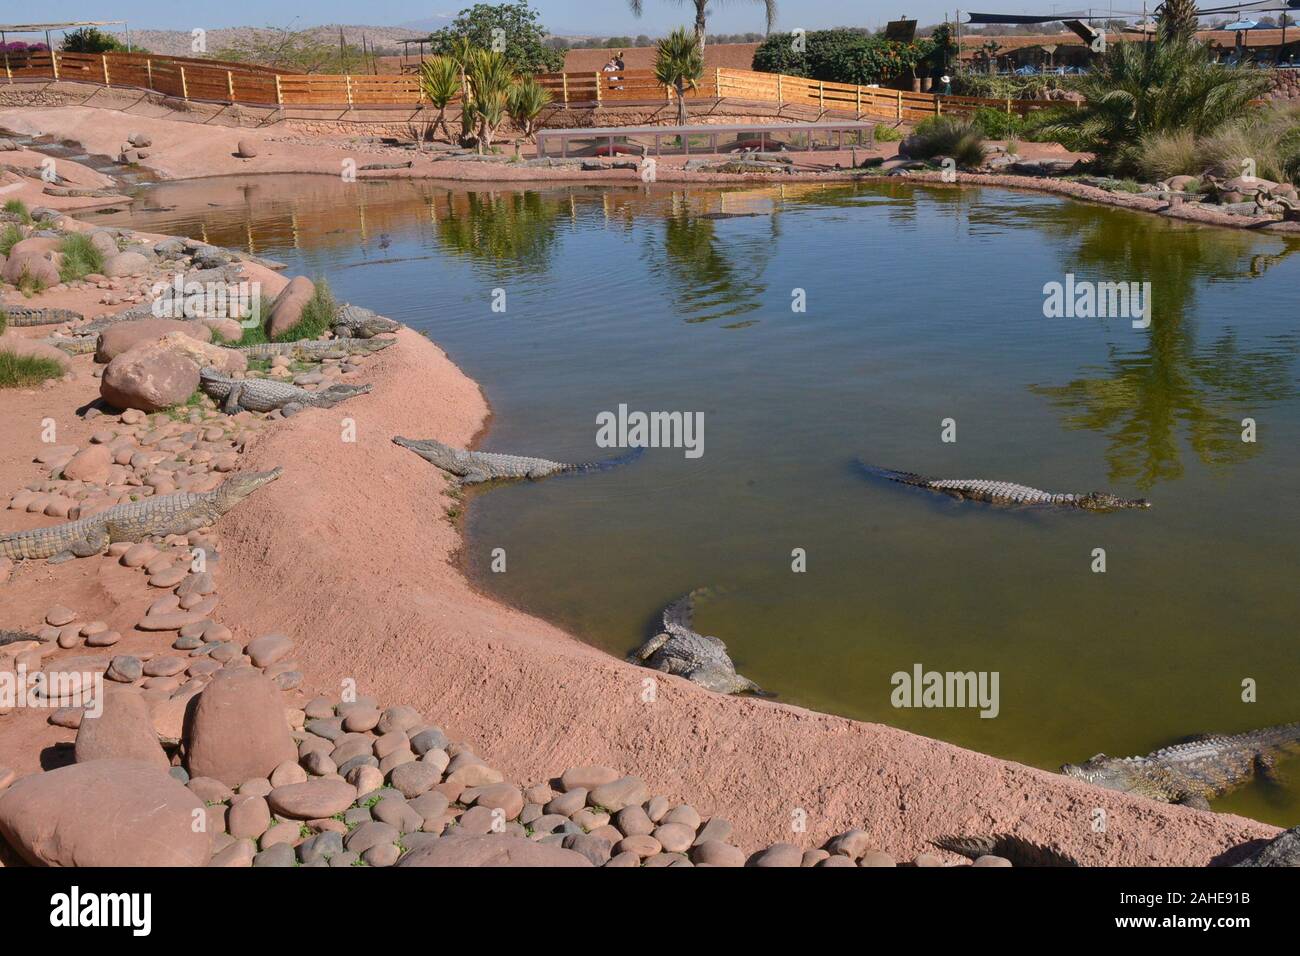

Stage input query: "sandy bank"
[{"left": 212, "top": 327, "right": 1277, "bottom": 865}]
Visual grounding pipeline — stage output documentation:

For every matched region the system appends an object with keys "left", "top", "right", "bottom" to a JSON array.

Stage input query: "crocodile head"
[
  {"left": 212, "top": 467, "right": 283, "bottom": 509},
  {"left": 1061, "top": 753, "right": 1155, "bottom": 796},
  {"left": 1077, "top": 492, "right": 1150, "bottom": 511},
  {"left": 393, "top": 436, "right": 452, "bottom": 465}
]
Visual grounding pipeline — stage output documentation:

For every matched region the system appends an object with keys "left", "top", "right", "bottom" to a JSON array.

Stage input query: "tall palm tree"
[
  {"left": 1156, "top": 0, "right": 1200, "bottom": 44},
  {"left": 655, "top": 27, "right": 703, "bottom": 125},
  {"left": 418, "top": 55, "right": 461, "bottom": 145},
  {"left": 629, "top": 0, "right": 777, "bottom": 51}
]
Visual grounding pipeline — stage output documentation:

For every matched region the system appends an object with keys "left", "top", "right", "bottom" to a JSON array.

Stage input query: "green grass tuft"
[
  {"left": 2, "top": 199, "right": 31, "bottom": 223},
  {"left": 58, "top": 232, "right": 105, "bottom": 283},
  {"left": 0, "top": 223, "right": 23, "bottom": 257},
  {"left": 0, "top": 351, "right": 64, "bottom": 388},
  {"left": 271, "top": 278, "right": 336, "bottom": 343}
]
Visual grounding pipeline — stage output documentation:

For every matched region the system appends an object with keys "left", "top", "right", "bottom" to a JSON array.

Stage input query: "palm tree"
[
  {"left": 1043, "top": 35, "right": 1270, "bottom": 173},
  {"left": 629, "top": 0, "right": 777, "bottom": 51},
  {"left": 418, "top": 55, "right": 461, "bottom": 145},
  {"left": 655, "top": 28, "right": 703, "bottom": 126},
  {"left": 1156, "top": 0, "right": 1200, "bottom": 44},
  {"left": 465, "top": 49, "right": 514, "bottom": 153},
  {"left": 507, "top": 76, "right": 553, "bottom": 141}
]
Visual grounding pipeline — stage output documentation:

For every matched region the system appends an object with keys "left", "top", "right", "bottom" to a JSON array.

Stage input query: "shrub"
[
  {"left": 873, "top": 123, "right": 902, "bottom": 142},
  {"left": 3, "top": 199, "right": 31, "bottom": 223},
  {"left": 969, "top": 107, "right": 1025, "bottom": 140},
  {"left": 272, "top": 279, "right": 336, "bottom": 342},
  {"left": 1197, "top": 104, "right": 1300, "bottom": 184},
  {"left": 0, "top": 307, "right": 6, "bottom": 336},
  {"left": 753, "top": 28, "right": 940, "bottom": 86},
  {"left": 60, "top": 27, "right": 129, "bottom": 54},
  {"left": 0, "top": 223, "right": 22, "bottom": 256},
  {"left": 1134, "top": 128, "right": 1203, "bottom": 181},
  {"left": 908, "top": 114, "right": 987, "bottom": 168},
  {"left": 0, "top": 352, "right": 64, "bottom": 388},
  {"left": 58, "top": 232, "right": 104, "bottom": 283},
  {"left": 507, "top": 76, "right": 553, "bottom": 139}
]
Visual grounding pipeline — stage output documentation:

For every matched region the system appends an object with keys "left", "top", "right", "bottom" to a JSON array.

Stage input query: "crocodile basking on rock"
[
  {"left": 0, "top": 468, "right": 281, "bottom": 563},
  {"left": 1, "top": 306, "right": 85, "bottom": 327},
  {"left": 199, "top": 368, "right": 371, "bottom": 414},
  {"left": 627, "top": 589, "right": 766, "bottom": 696},
  {"left": 393, "top": 436, "right": 643, "bottom": 484},
  {"left": 238, "top": 338, "right": 395, "bottom": 362},
  {"left": 332, "top": 304, "right": 400, "bottom": 339},
  {"left": 860, "top": 463, "right": 1150, "bottom": 511},
  {"left": 1062, "top": 722, "right": 1300, "bottom": 809}
]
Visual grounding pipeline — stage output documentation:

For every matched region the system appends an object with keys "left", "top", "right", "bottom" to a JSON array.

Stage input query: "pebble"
[
  {"left": 105, "top": 656, "right": 143, "bottom": 683},
  {"left": 45, "top": 606, "right": 77, "bottom": 627}
]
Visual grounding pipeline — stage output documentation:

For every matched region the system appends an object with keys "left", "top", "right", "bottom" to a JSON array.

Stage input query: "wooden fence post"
[
  {"left": 818, "top": 80, "right": 825, "bottom": 110},
  {"left": 51, "top": 52, "right": 59, "bottom": 80},
  {"left": 714, "top": 66, "right": 720, "bottom": 98},
  {"left": 179, "top": 65, "right": 188, "bottom": 99},
  {"left": 595, "top": 72, "right": 602, "bottom": 107},
  {"left": 776, "top": 73, "right": 783, "bottom": 106},
  {"left": 3, "top": 51, "right": 10, "bottom": 83},
  {"left": 274, "top": 74, "right": 283, "bottom": 106},
  {"left": 896, "top": 89, "right": 902, "bottom": 121},
  {"left": 856, "top": 85, "right": 861, "bottom": 119},
  {"left": 561, "top": 72, "right": 568, "bottom": 108},
  {"left": 102, "top": 54, "right": 110, "bottom": 86},
  {"left": 146, "top": 58, "right": 153, "bottom": 90},
  {"left": 1005, "top": 96, "right": 1012, "bottom": 116},
  {"left": 345, "top": 75, "right": 354, "bottom": 108},
  {"left": 227, "top": 70, "right": 235, "bottom": 101}
]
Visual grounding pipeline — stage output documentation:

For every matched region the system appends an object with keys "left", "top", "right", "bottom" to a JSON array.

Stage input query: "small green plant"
[
  {"left": 969, "top": 107, "right": 1026, "bottom": 141},
  {"left": 872, "top": 123, "right": 902, "bottom": 143},
  {"left": 0, "top": 351, "right": 64, "bottom": 388},
  {"left": 164, "top": 389, "right": 208, "bottom": 420},
  {"left": 271, "top": 279, "right": 336, "bottom": 343},
  {"left": 908, "top": 115, "right": 987, "bottom": 168},
  {"left": 0, "top": 308, "right": 7, "bottom": 336},
  {"left": 0, "top": 223, "right": 23, "bottom": 257},
  {"left": 2, "top": 199, "right": 31, "bottom": 223},
  {"left": 507, "top": 76, "right": 552, "bottom": 141},
  {"left": 58, "top": 232, "right": 105, "bottom": 283}
]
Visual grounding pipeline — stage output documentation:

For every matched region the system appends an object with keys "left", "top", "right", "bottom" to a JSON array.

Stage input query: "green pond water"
[{"left": 94, "top": 174, "right": 1300, "bottom": 825}]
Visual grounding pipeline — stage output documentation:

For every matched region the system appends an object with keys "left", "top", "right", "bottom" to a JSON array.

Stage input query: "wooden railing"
[{"left": 2, "top": 50, "right": 1061, "bottom": 119}]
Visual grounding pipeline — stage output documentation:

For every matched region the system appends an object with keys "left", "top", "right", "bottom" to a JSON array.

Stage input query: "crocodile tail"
[
  {"left": 1251, "top": 721, "right": 1300, "bottom": 751},
  {"left": 858, "top": 462, "right": 931, "bottom": 488},
  {"left": 661, "top": 586, "right": 716, "bottom": 630},
  {"left": 933, "top": 834, "right": 1080, "bottom": 867},
  {"left": 576, "top": 446, "right": 647, "bottom": 472}
]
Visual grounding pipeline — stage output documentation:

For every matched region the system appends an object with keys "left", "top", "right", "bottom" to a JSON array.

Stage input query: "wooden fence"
[{"left": 2, "top": 50, "right": 1061, "bottom": 119}]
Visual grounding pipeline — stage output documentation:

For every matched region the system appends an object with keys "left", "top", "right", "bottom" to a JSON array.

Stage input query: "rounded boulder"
[{"left": 183, "top": 667, "right": 297, "bottom": 788}]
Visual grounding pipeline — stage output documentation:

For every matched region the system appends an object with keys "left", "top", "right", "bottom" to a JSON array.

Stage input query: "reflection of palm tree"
[
  {"left": 652, "top": 207, "right": 773, "bottom": 325},
  {"left": 432, "top": 190, "right": 563, "bottom": 278},
  {"left": 1029, "top": 213, "right": 1299, "bottom": 488}
]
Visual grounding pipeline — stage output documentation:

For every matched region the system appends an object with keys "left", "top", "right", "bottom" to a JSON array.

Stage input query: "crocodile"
[
  {"left": 1, "top": 306, "right": 85, "bottom": 327},
  {"left": 238, "top": 338, "right": 395, "bottom": 362},
  {"left": 37, "top": 336, "right": 98, "bottom": 355},
  {"left": 0, "top": 629, "right": 40, "bottom": 648},
  {"left": 200, "top": 368, "right": 372, "bottom": 414},
  {"left": 859, "top": 463, "right": 1150, "bottom": 511},
  {"left": 392, "top": 435, "right": 643, "bottom": 484},
  {"left": 1061, "top": 722, "right": 1300, "bottom": 809},
  {"left": 931, "top": 834, "right": 1078, "bottom": 867},
  {"left": 627, "top": 589, "right": 766, "bottom": 696},
  {"left": 0, "top": 468, "right": 281, "bottom": 563},
  {"left": 332, "top": 304, "right": 401, "bottom": 339}
]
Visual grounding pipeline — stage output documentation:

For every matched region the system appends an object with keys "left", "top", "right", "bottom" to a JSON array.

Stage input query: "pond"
[{"left": 93, "top": 173, "right": 1300, "bottom": 824}]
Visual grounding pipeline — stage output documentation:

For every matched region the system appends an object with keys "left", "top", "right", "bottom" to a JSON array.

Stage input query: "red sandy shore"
[{"left": 0, "top": 108, "right": 1284, "bottom": 865}]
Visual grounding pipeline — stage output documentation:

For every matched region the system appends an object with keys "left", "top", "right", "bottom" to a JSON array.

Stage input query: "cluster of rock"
[{"left": 119, "top": 131, "right": 152, "bottom": 165}]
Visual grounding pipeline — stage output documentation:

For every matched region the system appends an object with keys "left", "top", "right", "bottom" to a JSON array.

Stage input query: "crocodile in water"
[
  {"left": 1, "top": 306, "right": 85, "bottom": 327},
  {"left": 627, "top": 589, "right": 766, "bottom": 696},
  {"left": 0, "top": 468, "right": 281, "bottom": 563},
  {"left": 860, "top": 463, "right": 1150, "bottom": 511},
  {"left": 1061, "top": 722, "right": 1300, "bottom": 809},
  {"left": 392, "top": 435, "right": 643, "bottom": 484},
  {"left": 200, "top": 368, "right": 371, "bottom": 414},
  {"left": 332, "top": 304, "right": 400, "bottom": 339}
]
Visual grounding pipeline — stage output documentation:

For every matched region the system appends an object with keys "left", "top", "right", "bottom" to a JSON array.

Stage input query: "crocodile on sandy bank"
[
  {"left": 239, "top": 338, "right": 395, "bottom": 362},
  {"left": 627, "top": 589, "right": 767, "bottom": 696},
  {"left": 0, "top": 468, "right": 281, "bottom": 563},
  {"left": 1062, "top": 722, "right": 1300, "bottom": 809},
  {"left": 200, "top": 368, "right": 371, "bottom": 414},
  {"left": 332, "top": 304, "right": 400, "bottom": 339},
  {"left": 393, "top": 436, "right": 643, "bottom": 484},
  {"left": 1, "top": 306, "right": 85, "bottom": 327},
  {"left": 0, "top": 629, "right": 40, "bottom": 647},
  {"left": 860, "top": 463, "right": 1150, "bottom": 511}
]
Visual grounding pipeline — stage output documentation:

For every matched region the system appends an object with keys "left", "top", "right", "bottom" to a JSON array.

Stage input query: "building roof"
[{"left": 957, "top": 28, "right": 1299, "bottom": 57}]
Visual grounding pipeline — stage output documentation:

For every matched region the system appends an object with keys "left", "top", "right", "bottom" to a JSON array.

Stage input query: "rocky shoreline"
[{"left": 0, "top": 129, "right": 1291, "bottom": 868}]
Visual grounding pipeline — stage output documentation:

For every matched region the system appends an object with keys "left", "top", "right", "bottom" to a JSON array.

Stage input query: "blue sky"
[{"left": 28, "top": 1, "right": 973, "bottom": 36}]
